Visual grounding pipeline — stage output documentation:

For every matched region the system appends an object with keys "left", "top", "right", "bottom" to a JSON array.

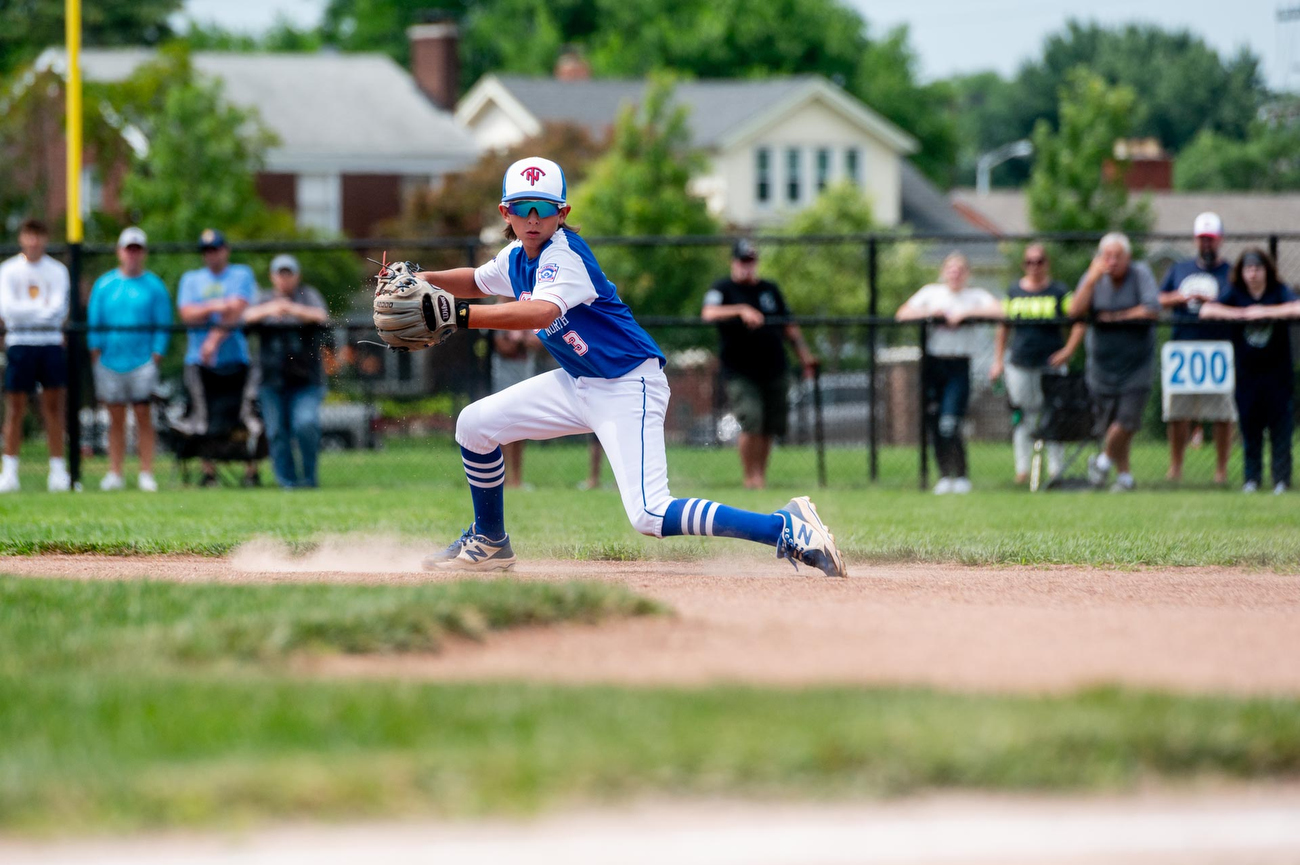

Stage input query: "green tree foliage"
[
  {"left": 953, "top": 21, "right": 1267, "bottom": 186},
  {"left": 568, "top": 76, "right": 721, "bottom": 316},
  {"left": 1174, "top": 103, "right": 1300, "bottom": 191},
  {"left": 0, "top": 0, "right": 181, "bottom": 77},
  {"left": 762, "top": 182, "right": 874, "bottom": 316}
]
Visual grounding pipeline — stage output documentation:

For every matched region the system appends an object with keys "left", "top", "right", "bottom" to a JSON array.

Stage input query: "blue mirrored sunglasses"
[{"left": 504, "top": 199, "right": 562, "bottom": 218}]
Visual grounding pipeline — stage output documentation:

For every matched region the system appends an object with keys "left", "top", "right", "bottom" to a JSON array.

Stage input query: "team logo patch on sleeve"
[{"left": 537, "top": 263, "right": 560, "bottom": 283}]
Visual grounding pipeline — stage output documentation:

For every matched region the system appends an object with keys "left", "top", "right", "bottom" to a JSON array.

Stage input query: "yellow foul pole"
[{"left": 65, "top": 0, "right": 83, "bottom": 242}]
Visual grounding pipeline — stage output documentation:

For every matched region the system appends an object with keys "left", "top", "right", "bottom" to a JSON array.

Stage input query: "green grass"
[{"left": 2, "top": 437, "right": 1298, "bottom": 565}]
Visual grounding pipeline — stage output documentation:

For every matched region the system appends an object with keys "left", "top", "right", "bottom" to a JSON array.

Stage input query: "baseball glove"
[{"left": 372, "top": 261, "right": 458, "bottom": 351}]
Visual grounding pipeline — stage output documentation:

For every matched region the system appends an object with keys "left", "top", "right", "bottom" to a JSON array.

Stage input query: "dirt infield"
[{"left": 5, "top": 549, "right": 1298, "bottom": 695}]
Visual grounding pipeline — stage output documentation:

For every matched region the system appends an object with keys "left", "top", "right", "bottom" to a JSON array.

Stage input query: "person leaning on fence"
[
  {"left": 1069, "top": 233, "right": 1160, "bottom": 493},
  {"left": 1158, "top": 212, "right": 1236, "bottom": 484},
  {"left": 0, "top": 218, "right": 71, "bottom": 493},
  {"left": 989, "top": 243, "right": 1085, "bottom": 485},
  {"left": 701, "top": 238, "right": 818, "bottom": 490},
  {"left": 1199, "top": 248, "right": 1300, "bottom": 494},
  {"left": 243, "top": 254, "right": 329, "bottom": 490},
  {"left": 176, "top": 228, "right": 262, "bottom": 487},
  {"left": 896, "top": 251, "right": 1002, "bottom": 495},
  {"left": 87, "top": 227, "right": 172, "bottom": 492}
]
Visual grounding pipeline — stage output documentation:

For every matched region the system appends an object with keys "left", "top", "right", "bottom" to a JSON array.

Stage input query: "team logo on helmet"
[{"left": 521, "top": 166, "right": 546, "bottom": 186}]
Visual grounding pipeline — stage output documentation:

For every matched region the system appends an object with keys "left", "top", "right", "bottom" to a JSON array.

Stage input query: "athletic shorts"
[
  {"left": 3, "top": 344, "right": 67, "bottom": 393},
  {"left": 93, "top": 359, "right": 158, "bottom": 405},
  {"left": 726, "top": 374, "right": 789, "bottom": 437},
  {"left": 1162, "top": 391, "right": 1237, "bottom": 423},
  {"left": 1092, "top": 388, "right": 1150, "bottom": 435}
]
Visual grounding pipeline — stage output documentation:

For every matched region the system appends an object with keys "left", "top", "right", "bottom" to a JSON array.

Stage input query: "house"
[
  {"left": 30, "top": 25, "right": 477, "bottom": 237},
  {"left": 456, "top": 72, "right": 929, "bottom": 229}
]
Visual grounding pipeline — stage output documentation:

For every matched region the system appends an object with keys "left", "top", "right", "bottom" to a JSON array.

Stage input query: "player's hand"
[
  {"left": 944, "top": 309, "right": 967, "bottom": 326},
  {"left": 199, "top": 340, "right": 218, "bottom": 366},
  {"left": 737, "top": 305, "right": 765, "bottom": 329},
  {"left": 1047, "top": 347, "right": 1073, "bottom": 368},
  {"left": 988, "top": 358, "right": 1003, "bottom": 382}
]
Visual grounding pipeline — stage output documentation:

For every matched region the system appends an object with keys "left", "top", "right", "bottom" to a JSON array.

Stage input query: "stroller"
[{"left": 1029, "top": 372, "right": 1097, "bottom": 491}]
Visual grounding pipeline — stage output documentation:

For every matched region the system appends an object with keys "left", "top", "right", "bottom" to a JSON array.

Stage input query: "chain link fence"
[{"left": 0, "top": 232, "right": 1297, "bottom": 493}]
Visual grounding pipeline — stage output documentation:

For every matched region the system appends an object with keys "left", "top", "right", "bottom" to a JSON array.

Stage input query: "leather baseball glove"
[{"left": 372, "top": 261, "right": 458, "bottom": 351}]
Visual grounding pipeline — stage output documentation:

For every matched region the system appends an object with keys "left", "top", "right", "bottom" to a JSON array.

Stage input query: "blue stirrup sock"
[
  {"left": 461, "top": 446, "right": 506, "bottom": 540},
  {"left": 661, "top": 498, "right": 785, "bottom": 546}
]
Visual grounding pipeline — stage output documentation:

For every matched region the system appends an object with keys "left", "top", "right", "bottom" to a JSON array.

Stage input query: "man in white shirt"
[{"left": 0, "top": 219, "right": 71, "bottom": 492}]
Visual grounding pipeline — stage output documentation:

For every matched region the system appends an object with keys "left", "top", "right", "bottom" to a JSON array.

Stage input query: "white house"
[{"left": 456, "top": 74, "right": 921, "bottom": 228}]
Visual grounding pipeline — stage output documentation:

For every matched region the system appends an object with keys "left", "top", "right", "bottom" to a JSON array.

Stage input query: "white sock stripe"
[
  {"left": 692, "top": 499, "right": 711, "bottom": 535},
  {"left": 702, "top": 501, "right": 718, "bottom": 537},
  {"left": 462, "top": 455, "right": 505, "bottom": 471},
  {"left": 466, "top": 475, "right": 505, "bottom": 489},
  {"left": 463, "top": 465, "right": 506, "bottom": 480},
  {"left": 680, "top": 498, "right": 699, "bottom": 536}
]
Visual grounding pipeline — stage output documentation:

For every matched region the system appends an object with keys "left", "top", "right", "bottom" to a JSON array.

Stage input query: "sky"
[{"left": 178, "top": 0, "right": 1300, "bottom": 90}]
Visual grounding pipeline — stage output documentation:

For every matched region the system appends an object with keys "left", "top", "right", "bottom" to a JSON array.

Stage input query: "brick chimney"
[
  {"left": 554, "top": 47, "right": 591, "bottom": 81},
  {"left": 408, "top": 19, "right": 459, "bottom": 111}
]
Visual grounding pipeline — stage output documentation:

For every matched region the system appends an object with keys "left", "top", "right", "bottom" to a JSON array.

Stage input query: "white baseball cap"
[
  {"left": 117, "top": 226, "right": 147, "bottom": 248},
  {"left": 269, "top": 253, "right": 300, "bottom": 275},
  {"left": 501, "top": 157, "right": 567, "bottom": 204},
  {"left": 1193, "top": 212, "right": 1223, "bottom": 238}
]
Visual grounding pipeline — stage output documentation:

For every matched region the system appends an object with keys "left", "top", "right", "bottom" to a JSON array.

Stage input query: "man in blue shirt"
[
  {"left": 88, "top": 227, "right": 172, "bottom": 492},
  {"left": 1158, "top": 212, "right": 1234, "bottom": 484},
  {"left": 176, "top": 229, "right": 262, "bottom": 486}
]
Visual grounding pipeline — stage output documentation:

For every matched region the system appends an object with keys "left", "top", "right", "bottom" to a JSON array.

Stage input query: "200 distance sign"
[{"left": 1161, "top": 340, "right": 1235, "bottom": 394}]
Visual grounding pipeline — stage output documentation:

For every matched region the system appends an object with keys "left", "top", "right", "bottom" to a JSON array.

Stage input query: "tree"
[
  {"left": 0, "top": 0, "right": 181, "bottom": 77},
  {"left": 568, "top": 76, "right": 721, "bottom": 316},
  {"left": 1175, "top": 107, "right": 1300, "bottom": 191},
  {"left": 762, "top": 182, "right": 874, "bottom": 317},
  {"left": 1027, "top": 70, "right": 1151, "bottom": 237}
]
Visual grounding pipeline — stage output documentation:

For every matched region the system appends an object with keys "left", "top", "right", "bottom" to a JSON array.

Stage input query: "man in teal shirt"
[{"left": 88, "top": 227, "right": 171, "bottom": 492}]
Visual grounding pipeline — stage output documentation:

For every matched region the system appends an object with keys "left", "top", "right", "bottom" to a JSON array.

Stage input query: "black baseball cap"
[
  {"left": 198, "top": 228, "right": 227, "bottom": 251},
  {"left": 732, "top": 238, "right": 758, "bottom": 261}
]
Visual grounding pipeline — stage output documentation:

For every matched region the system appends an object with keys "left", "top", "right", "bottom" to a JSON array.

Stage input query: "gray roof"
[
  {"left": 36, "top": 48, "right": 479, "bottom": 175},
  {"left": 494, "top": 75, "right": 815, "bottom": 148},
  {"left": 900, "top": 162, "right": 988, "bottom": 236}
]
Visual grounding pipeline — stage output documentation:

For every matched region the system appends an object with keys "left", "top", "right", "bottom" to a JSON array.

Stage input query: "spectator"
[
  {"left": 702, "top": 239, "right": 817, "bottom": 490},
  {"left": 1200, "top": 248, "right": 1300, "bottom": 494},
  {"left": 0, "top": 219, "right": 70, "bottom": 493},
  {"left": 989, "top": 243, "right": 1085, "bottom": 485},
  {"left": 87, "top": 227, "right": 171, "bottom": 492},
  {"left": 897, "top": 252, "right": 1002, "bottom": 494},
  {"left": 244, "top": 254, "right": 329, "bottom": 489},
  {"left": 1159, "top": 212, "right": 1235, "bottom": 484},
  {"left": 490, "top": 328, "right": 542, "bottom": 488},
  {"left": 1069, "top": 233, "right": 1160, "bottom": 493},
  {"left": 176, "top": 229, "right": 260, "bottom": 487}
]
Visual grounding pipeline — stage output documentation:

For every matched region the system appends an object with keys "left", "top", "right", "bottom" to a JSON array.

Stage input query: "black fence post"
[
  {"left": 867, "top": 236, "right": 879, "bottom": 483},
  {"left": 65, "top": 242, "right": 84, "bottom": 487},
  {"left": 917, "top": 321, "right": 928, "bottom": 492},
  {"left": 1269, "top": 234, "right": 1279, "bottom": 268}
]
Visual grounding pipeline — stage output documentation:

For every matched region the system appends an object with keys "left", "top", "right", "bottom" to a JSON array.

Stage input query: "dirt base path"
[{"left": 6, "top": 552, "right": 1298, "bottom": 695}]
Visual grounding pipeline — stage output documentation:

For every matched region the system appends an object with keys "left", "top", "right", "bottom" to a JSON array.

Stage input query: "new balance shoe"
[
  {"left": 423, "top": 525, "right": 517, "bottom": 572},
  {"left": 775, "top": 496, "right": 847, "bottom": 578}
]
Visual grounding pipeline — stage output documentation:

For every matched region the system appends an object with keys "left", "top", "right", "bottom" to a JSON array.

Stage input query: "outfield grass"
[
  {"left": 2, "top": 439, "right": 1298, "bottom": 565},
  {"left": 3, "top": 575, "right": 1299, "bottom": 832}
]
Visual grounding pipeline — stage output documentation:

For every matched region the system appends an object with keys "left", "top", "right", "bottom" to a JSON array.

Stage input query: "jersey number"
[{"left": 561, "top": 331, "right": 589, "bottom": 356}]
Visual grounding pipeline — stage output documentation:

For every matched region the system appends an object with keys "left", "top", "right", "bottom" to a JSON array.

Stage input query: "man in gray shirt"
[{"left": 1068, "top": 232, "right": 1160, "bottom": 491}]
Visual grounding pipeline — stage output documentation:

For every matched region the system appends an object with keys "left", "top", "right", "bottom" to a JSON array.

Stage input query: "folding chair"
[{"left": 1029, "top": 372, "right": 1097, "bottom": 491}]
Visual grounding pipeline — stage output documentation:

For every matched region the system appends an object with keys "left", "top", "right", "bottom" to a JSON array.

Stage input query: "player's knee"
[
  {"left": 626, "top": 508, "right": 661, "bottom": 538},
  {"left": 454, "top": 403, "right": 495, "bottom": 453}
]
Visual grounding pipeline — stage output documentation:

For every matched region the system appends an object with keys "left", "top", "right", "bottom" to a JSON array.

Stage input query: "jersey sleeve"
[
  {"left": 1135, "top": 264, "right": 1161, "bottom": 312},
  {"left": 770, "top": 283, "right": 791, "bottom": 317},
  {"left": 529, "top": 247, "right": 598, "bottom": 315},
  {"left": 473, "top": 247, "right": 517, "bottom": 299},
  {"left": 176, "top": 272, "right": 198, "bottom": 308},
  {"left": 1159, "top": 263, "right": 1177, "bottom": 294},
  {"left": 702, "top": 279, "right": 730, "bottom": 308},
  {"left": 231, "top": 266, "right": 256, "bottom": 303},
  {"left": 1279, "top": 284, "right": 1299, "bottom": 303}
]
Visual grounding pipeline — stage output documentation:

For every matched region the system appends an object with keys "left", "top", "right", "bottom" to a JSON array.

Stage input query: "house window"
[
  {"left": 755, "top": 147, "right": 771, "bottom": 203},
  {"left": 786, "top": 147, "right": 801, "bottom": 203},
  {"left": 816, "top": 148, "right": 831, "bottom": 193},
  {"left": 844, "top": 148, "right": 861, "bottom": 185}
]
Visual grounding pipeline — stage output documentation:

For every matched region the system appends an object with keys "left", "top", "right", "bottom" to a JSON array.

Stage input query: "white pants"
[
  {"left": 1005, "top": 363, "right": 1064, "bottom": 477},
  {"left": 456, "top": 359, "right": 672, "bottom": 537}
]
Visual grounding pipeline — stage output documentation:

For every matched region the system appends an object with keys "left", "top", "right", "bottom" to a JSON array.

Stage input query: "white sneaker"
[
  {"left": 1110, "top": 474, "right": 1135, "bottom": 493},
  {"left": 1276, "top": 482, "right": 1290, "bottom": 496},
  {"left": 776, "top": 496, "right": 847, "bottom": 577},
  {"left": 100, "top": 472, "right": 125, "bottom": 492},
  {"left": 0, "top": 473, "right": 19, "bottom": 493},
  {"left": 932, "top": 477, "right": 954, "bottom": 495},
  {"left": 137, "top": 472, "right": 158, "bottom": 492},
  {"left": 1087, "top": 455, "right": 1111, "bottom": 487},
  {"left": 47, "top": 470, "right": 71, "bottom": 493},
  {"left": 1243, "top": 481, "right": 1259, "bottom": 493},
  {"left": 423, "top": 526, "right": 517, "bottom": 572},
  {"left": 950, "top": 477, "right": 972, "bottom": 494}
]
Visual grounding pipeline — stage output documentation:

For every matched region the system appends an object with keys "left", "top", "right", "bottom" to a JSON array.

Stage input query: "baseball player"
[{"left": 376, "top": 157, "right": 846, "bottom": 577}]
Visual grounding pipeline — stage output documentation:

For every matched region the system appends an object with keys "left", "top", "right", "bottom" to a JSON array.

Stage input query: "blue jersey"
[
  {"left": 87, "top": 269, "right": 173, "bottom": 372},
  {"left": 474, "top": 228, "right": 664, "bottom": 379},
  {"left": 177, "top": 264, "right": 257, "bottom": 367},
  {"left": 1159, "top": 258, "right": 1231, "bottom": 341}
]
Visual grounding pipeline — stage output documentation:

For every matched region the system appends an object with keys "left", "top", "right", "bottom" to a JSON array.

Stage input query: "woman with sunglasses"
[
  {"left": 989, "top": 244, "right": 1084, "bottom": 485},
  {"left": 406, "top": 157, "right": 846, "bottom": 576}
]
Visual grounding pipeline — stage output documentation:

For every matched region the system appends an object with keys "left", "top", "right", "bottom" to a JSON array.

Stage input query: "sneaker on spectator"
[
  {"left": 1242, "top": 481, "right": 1259, "bottom": 493},
  {"left": 99, "top": 472, "right": 125, "bottom": 492},
  {"left": 241, "top": 471, "right": 262, "bottom": 488},
  {"left": 1275, "top": 482, "right": 1289, "bottom": 495},
  {"left": 0, "top": 473, "right": 19, "bottom": 494},
  {"left": 137, "top": 472, "right": 158, "bottom": 493},
  {"left": 950, "top": 477, "right": 972, "bottom": 494},
  {"left": 198, "top": 471, "right": 219, "bottom": 488},
  {"left": 932, "top": 477, "right": 954, "bottom": 495},
  {"left": 47, "top": 470, "right": 71, "bottom": 493},
  {"left": 1087, "top": 455, "right": 1111, "bottom": 487},
  {"left": 1109, "top": 473, "right": 1135, "bottom": 493}
]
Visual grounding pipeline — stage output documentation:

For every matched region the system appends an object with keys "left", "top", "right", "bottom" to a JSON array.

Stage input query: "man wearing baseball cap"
[
  {"left": 87, "top": 227, "right": 172, "bottom": 491},
  {"left": 702, "top": 239, "right": 818, "bottom": 489},
  {"left": 1158, "top": 211, "right": 1235, "bottom": 484}
]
